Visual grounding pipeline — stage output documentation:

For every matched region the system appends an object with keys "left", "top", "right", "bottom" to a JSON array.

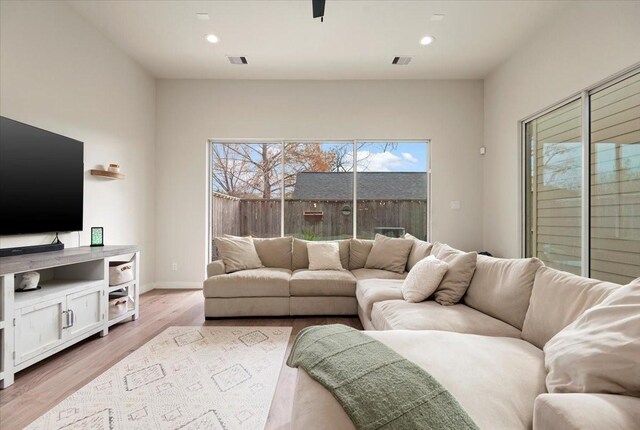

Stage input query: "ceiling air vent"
[
  {"left": 227, "top": 56, "right": 248, "bottom": 65},
  {"left": 392, "top": 56, "right": 412, "bottom": 65}
]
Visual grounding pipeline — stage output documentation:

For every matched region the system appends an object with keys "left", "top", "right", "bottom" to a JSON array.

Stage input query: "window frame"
[
  {"left": 520, "top": 63, "right": 640, "bottom": 277},
  {"left": 207, "top": 139, "right": 431, "bottom": 262}
]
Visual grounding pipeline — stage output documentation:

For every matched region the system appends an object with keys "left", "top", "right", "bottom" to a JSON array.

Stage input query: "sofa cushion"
[
  {"left": 203, "top": 267, "right": 291, "bottom": 298},
  {"left": 521, "top": 266, "right": 619, "bottom": 349},
  {"left": 365, "top": 234, "right": 414, "bottom": 273},
  {"left": 431, "top": 242, "right": 477, "bottom": 306},
  {"left": 544, "top": 278, "right": 639, "bottom": 396},
  {"left": 356, "top": 279, "right": 404, "bottom": 322},
  {"left": 349, "top": 238, "right": 373, "bottom": 270},
  {"left": 371, "top": 300, "right": 522, "bottom": 338},
  {"left": 464, "top": 255, "right": 543, "bottom": 329},
  {"left": 404, "top": 233, "right": 433, "bottom": 271},
  {"left": 292, "top": 330, "right": 546, "bottom": 430},
  {"left": 292, "top": 238, "right": 349, "bottom": 270},
  {"left": 204, "top": 297, "right": 289, "bottom": 317},
  {"left": 533, "top": 393, "right": 640, "bottom": 430},
  {"left": 307, "top": 242, "right": 342, "bottom": 271},
  {"left": 214, "top": 235, "right": 263, "bottom": 273},
  {"left": 401, "top": 255, "right": 448, "bottom": 303},
  {"left": 290, "top": 269, "right": 357, "bottom": 296},
  {"left": 351, "top": 268, "right": 408, "bottom": 281},
  {"left": 253, "top": 236, "right": 292, "bottom": 270}
]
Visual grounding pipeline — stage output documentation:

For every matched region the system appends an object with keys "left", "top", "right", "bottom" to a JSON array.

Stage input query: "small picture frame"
[{"left": 90, "top": 227, "right": 104, "bottom": 247}]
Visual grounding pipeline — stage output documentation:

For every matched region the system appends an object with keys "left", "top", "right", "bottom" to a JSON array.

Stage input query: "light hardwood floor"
[{"left": 0, "top": 289, "right": 362, "bottom": 430}]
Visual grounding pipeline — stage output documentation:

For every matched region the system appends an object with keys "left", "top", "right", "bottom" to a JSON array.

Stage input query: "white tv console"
[{"left": 0, "top": 245, "right": 140, "bottom": 388}]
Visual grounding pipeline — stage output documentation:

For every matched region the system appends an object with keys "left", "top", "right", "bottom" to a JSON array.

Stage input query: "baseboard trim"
[
  {"left": 153, "top": 282, "right": 203, "bottom": 290},
  {"left": 140, "top": 283, "right": 156, "bottom": 294}
]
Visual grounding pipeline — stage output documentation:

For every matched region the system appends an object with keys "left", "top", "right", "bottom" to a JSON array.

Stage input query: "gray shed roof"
[{"left": 292, "top": 172, "right": 427, "bottom": 200}]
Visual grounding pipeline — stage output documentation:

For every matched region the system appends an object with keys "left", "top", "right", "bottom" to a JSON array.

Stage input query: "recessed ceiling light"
[
  {"left": 431, "top": 14, "right": 445, "bottom": 21},
  {"left": 206, "top": 34, "right": 219, "bottom": 44},
  {"left": 196, "top": 13, "right": 210, "bottom": 21},
  {"left": 420, "top": 35, "right": 435, "bottom": 46}
]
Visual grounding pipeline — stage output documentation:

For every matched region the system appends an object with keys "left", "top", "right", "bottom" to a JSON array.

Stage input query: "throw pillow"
[
  {"left": 293, "top": 238, "right": 350, "bottom": 270},
  {"left": 307, "top": 242, "right": 343, "bottom": 271},
  {"left": 404, "top": 233, "right": 433, "bottom": 271},
  {"left": 402, "top": 255, "right": 449, "bottom": 303},
  {"left": 364, "top": 234, "right": 414, "bottom": 274},
  {"left": 544, "top": 278, "right": 640, "bottom": 396},
  {"left": 214, "top": 235, "right": 263, "bottom": 273},
  {"left": 431, "top": 242, "right": 477, "bottom": 306},
  {"left": 349, "top": 238, "right": 374, "bottom": 270},
  {"left": 252, "top": 236, "right": 293, "bottom": 270}
]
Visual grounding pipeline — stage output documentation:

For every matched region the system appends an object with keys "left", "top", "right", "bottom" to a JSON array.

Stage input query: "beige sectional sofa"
[
  {"left": 204, "top": 236, "right": 407, "bottom": 318},
  {"left": 204, "top": 236, "right": 639, "bottom": 429},
  {"left": 292, "top": 257, "right": 640, "bottom": 430}
]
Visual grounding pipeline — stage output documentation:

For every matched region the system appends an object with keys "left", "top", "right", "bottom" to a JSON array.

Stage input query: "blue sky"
[{"left": 319, "top": 141, "right": 429, "bottom": 172}]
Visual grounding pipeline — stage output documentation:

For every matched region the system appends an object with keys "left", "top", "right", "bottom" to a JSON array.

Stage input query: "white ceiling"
[{"left": 67, "top": 0, "right": 568, "bottom": 80}]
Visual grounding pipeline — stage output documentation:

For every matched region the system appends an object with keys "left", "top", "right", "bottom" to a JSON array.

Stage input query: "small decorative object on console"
[
  {"left": 107, "top": 163, "right": 120, "bottom": 173},
  {"left": 17, "top": 271, "right": 40, "bottom": 291},
  {"left": 90, "top": 227, "right": 104, "bottom": 247}
]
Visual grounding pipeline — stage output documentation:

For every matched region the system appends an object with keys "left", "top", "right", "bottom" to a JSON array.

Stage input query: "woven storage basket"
[
  {"left": 109, "top": 259, "right": 134, "bottom": 286},
  {"left": 109, "top": 297, "right": 129, "bottom": 319}
]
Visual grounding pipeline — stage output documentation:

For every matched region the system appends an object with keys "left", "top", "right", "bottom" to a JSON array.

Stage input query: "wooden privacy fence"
[{"left": 211, "top": 193, "right": 428, "bottom": 243}]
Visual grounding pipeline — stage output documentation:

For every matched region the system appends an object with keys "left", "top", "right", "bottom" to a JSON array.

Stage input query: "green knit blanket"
[{"left": 287, "top": 324, "right": 479, "bottom": 430}]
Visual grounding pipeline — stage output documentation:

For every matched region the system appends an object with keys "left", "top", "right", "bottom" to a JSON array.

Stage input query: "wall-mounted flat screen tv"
[{"left": 0, "top": 116, "right": 84, "bottom": 235}]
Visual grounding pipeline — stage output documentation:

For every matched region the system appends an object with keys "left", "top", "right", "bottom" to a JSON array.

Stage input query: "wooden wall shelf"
[{"left": 90, "top": 170, "right": 124, "bottom": 180}]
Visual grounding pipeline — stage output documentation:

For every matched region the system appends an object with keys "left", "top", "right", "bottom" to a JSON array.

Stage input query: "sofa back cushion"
[
  {"left": 365, "top": 234, "right": 414, "bottom": 274},
  {"left": 253, "top": 237, "right": 293, "bottom": 270},
  {"left": 292, "top": 238, "right": 349, "bottom": 270},
  {"left": 214, "top": 236, "right": 263, "bottom": 273},
  {"left": 404, "top": 233, "right": 433, "bottom": 271},
  {"left": 521, "top": 266, "right": 619, "bottom": 349},
  {"left": 464, "top": 255, "right": 543, "bottom": 329},
  {"left": 349, "top": 239, "right": 374, "bottom": 270}
]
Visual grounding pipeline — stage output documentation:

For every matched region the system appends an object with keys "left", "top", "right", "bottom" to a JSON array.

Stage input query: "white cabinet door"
[
  {"left": 14, "top": 297, "right": 66, "bottom": 365},
  {"left": 66, "top": 285, "right": 104, "bottom": 340}
]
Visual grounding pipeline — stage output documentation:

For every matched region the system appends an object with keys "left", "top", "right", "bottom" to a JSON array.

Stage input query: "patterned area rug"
[{"left": 26, "top": 326, "right": 292, "bottom": 430}]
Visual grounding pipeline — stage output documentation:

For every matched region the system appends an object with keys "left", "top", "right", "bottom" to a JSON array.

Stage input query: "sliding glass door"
[
  {"left": 589, "top": 72, "right": 640, "bottom": 284},
  {"left": 524, "top": 100, "right": 583, "bottom": 274},
  {"left": 524, "top": 69, "right": 640, "bottom": 283}
]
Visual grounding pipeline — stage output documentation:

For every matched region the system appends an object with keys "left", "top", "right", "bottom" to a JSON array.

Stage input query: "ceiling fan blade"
[{"left": 312, "top": 0, "right": 325, "bottom": 18}]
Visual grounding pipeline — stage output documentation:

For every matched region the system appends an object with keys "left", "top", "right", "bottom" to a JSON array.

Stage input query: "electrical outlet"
[
  {"left": 450, "top": 200, "right": 461, "bottom": 210},
  {"left": 172, "top": 262, "right": 178, "bottom": 271}
]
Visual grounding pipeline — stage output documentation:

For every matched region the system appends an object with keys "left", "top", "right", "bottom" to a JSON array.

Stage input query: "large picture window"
[
  {"left": 524, "top": 69, "right": 640, "bottom": 284},
  {"left": 210, "top": 140, "right": 429, "bottom": 258}
]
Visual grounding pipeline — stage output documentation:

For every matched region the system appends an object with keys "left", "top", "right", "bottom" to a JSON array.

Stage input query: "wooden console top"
[{"left": 0, "top": 245, "right": 139, "bottom": 275}]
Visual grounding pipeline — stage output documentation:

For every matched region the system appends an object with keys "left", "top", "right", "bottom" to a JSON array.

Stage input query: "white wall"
[
  {"left": 156, "top": 79, "right": 484, "bottom": 286},
  {"left": 0, "top": 1, "right": 157, "bottom": 290},
  {"left": 483, "top": 1, "right": 640, "bottom": 258}
]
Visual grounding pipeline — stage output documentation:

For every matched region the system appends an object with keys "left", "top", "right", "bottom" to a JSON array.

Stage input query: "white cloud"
[
  {"left": 357, "top": 150, "right": 419, "bottom": 172},
  {"left": 402, "top": 152, "right": 419, "bottom": 163}
]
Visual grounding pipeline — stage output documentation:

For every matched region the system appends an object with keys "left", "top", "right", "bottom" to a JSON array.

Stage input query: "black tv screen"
[{"left": 0, "top": 117, "right": 83, "bottom": 235}]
